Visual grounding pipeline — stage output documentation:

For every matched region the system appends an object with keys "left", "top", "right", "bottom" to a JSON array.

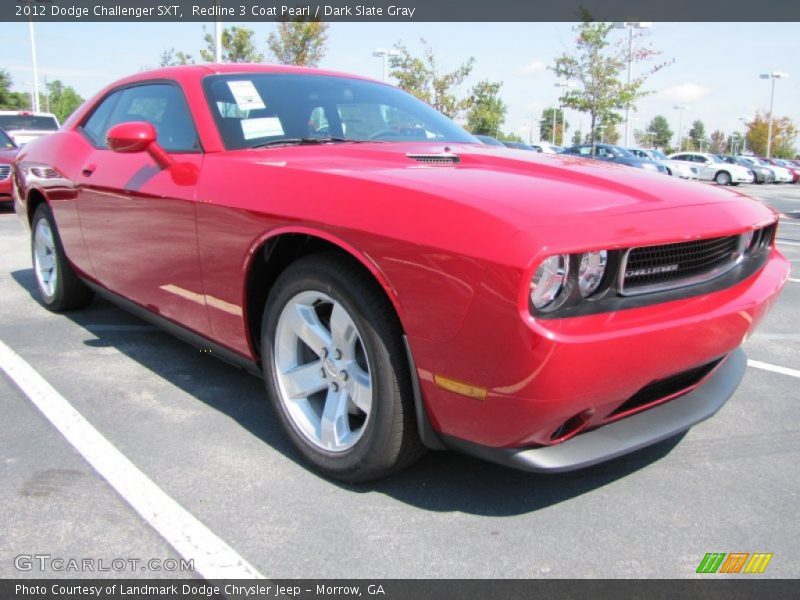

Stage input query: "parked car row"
[
  {"left": 0, "top": 128, "right": 19, "bottom": 206},
  {"left": 473, "top": 135, "right": 799, "bottom": 186}
]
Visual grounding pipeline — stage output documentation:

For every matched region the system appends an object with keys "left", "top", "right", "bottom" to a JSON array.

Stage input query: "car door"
[
  {"left": 75, "top": 82, "right": 211, "bottom": 337},
  {"left": 692, "top": 155, "right": 714, "bottom": 180}
]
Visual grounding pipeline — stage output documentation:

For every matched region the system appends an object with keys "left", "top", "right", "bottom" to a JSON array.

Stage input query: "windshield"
[
  {"left": 0, "top": 114, "right": 59, "bottom": 131},
  {"left": 203, "top": 73, "right": 477, "bottom": 150},
  {"left": 650, "top": 150, "right": 667, "bottom": 159},
  {"left": 0, "top": 129, "right": 16, "bottom": 149}
]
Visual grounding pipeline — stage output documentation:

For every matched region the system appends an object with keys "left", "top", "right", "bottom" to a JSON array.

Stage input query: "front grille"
[
  {"left": 0, "top": 165, "right": 11, "bottom": 180},
  {"left": 609, "top": 357, "right": 724, "bottom": 418},
  {"left": 406, "top": 153, "right": 460, "bottom": 165},
  {"left": 620, "top": 234, "right": 742, "bottom": 295}
]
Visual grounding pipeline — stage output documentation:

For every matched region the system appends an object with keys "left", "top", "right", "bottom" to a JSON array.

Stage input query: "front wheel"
[
  {"left": 714, "top": 171, "right": 732, "bottom": 186},
  {"left": 261, "top": 254, "right": 425, "bottom": 482},
  {"left": 31, "top": 204, "right": 94, "bottom": 311}
]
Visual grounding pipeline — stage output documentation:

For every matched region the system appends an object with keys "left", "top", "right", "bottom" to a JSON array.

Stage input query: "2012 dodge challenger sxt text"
[{"left": 13, "top": 65, "right": 789, "bottom": 482}]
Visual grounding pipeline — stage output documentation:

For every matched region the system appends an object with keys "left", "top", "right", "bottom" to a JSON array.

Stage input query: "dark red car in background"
[
  {"left": 12, "top": 65, "right": 789, "bottom": 481},
  {"left": 0, "top": 128, "right": 18, "bottom": 206}
]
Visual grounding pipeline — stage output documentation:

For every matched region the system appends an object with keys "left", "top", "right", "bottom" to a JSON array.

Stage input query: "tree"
[
  {"left": 603, "top": 121, "right": 621, "bottom": 145},
  {"left": 0, "top": 69, "right": 30, "bottom": 110},
  {"left": 539, "top": 108, "right": 569, "bottom": 145},
  {"left": 267, "top": 21, "right": 329, "bottom": 67},
  {"left": 45, "top": 80, "right": 84, "bottom": 123},
  {"left": 745, "top": 112, "right": 797, "bottom": 158},
  {"left": 646, "top": 115, "right": 673, "bottom": 150},
  {"left": 688, "top": 120, "right": 707, "bottom": 151},
  {"left": 571, "top": 130, "right": 582, "bottom": 145},
  {"left": 496, "top": 131, "right": 523, "bottom": 143},
  {"left": 729, "top": 131, "right": 746, "bottom": 155},
  {"left": 708, "top": 130, "right": 728, "bottom": 154},
  {"left": 551, "top": 20, "right": 670, "bottom": 152},
  {"left": 389, "top": 39, "right": 475, "bottom": 119},
  {"left": 466, "top": 80, "right": 506, "bottom": 136},
  {"left": 200, "top": 26, "right": 263, "bottom": 63},
  {"left": 159, "top": 48, "right": 194, "bottom": 67}
]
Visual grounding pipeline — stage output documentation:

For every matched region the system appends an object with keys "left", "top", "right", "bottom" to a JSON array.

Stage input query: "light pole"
[
  {"left": 372, "top": 48, "right": 400, "bottom": 82},
  {"left": 759, "top": 71, "right": 789, "bottom": 158},
  {"left": 554, "top": 82, "right": 574, "bottom": 146},
  {"left": 28, "top": 21, "right": 40, "bottom": 113},
  {"left": 738, "top": 116, "right": 749, "bottom": 154},
  {"left": 548, "top": 107, "right": 558, "bottom": 144},
  {"left": 615, "top": 22, "right": 652, "bottom": 147},
  {"left": 528, "top": 115, "right": 540, "bottom": 144},
  {"left": 674, "top": 104, "right": 688, "bottom": 151}
]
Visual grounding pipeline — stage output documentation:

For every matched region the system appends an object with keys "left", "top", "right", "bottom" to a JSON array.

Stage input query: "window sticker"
[
  {"left": 241, "top": 117, "right": 284, "bottom": 140},
  {"left": 227, "top": 80, "right": 266, "bottom": 111}
]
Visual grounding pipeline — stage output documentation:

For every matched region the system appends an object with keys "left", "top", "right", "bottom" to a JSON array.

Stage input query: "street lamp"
[
  {"left": 28, "top": 21, "right": 40, "bottom": 113},
  {"left": 759, "top": 71, "right": 789, "bottom": 158},
  {"left": 554, "top": 81, "right": 575, "bottom": 146},
  {"left": 372, "top": 48, "right": 400, "bottom": 82},
  {"left": 615, "top": 22, "right": 652, "bottom": 147},
  {"left": 674, "top": 104, "right": 688, "bottom": 151},
  {"left": 527, "top": 115, "right": 541, "bottom": 144},
  {"left": 738, "top": 116, "right": 749, "bottom": 154}
]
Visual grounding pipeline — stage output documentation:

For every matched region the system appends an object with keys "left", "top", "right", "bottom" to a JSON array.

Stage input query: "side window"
[
  {"left": 103, "top": 84, "right": 200, "bottom": 152},
  {"left": 575, "top": 146, "right": 592, "bottom": 156},
  {"left": 82, "top": 91, "right": 122, "bottom": 145}
]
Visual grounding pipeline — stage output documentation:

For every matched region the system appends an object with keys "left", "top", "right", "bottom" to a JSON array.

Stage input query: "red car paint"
[{"left": 13, "top": 65, "right": 789, "bottom": 452}]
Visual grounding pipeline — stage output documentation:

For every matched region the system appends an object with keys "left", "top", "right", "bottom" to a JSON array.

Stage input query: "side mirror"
[
  {"left": 106, "top": 121, "right": 174, "bottom": 169},
  {"left": 107, "top": 121, "right": 156, "bottom": 153}
]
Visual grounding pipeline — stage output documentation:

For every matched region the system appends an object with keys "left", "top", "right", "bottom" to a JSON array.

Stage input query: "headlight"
[
  {"left": 530, "top": 255, "right": 569, "bottom": 309},
  {"left": 578, "top": 251, "right": 607, "bottom": 297},
  {"left": 641, "top": 163, "right": 659, "bottom": 172}
]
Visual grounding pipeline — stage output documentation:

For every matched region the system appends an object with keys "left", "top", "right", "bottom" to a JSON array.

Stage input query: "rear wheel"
[
  {"left": 31, "top": 204, "right": 94, "bottom": 311},
  {"left": 714, "top": 171, "right": 732, "bottom": 186},
  {"left": 261, "top": 254, "right": 425, "bottom": 482}
]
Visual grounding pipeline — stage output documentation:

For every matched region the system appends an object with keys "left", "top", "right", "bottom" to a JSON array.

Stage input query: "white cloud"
[
  {"left": 658, "top": 83, "right": 712, "bottom": 103},
  {"left": 517, "top": 60, "right": 546, "bottom": 77}
]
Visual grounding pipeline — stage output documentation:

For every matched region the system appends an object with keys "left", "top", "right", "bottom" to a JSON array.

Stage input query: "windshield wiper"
[{"left": 251, "top": 137, "right": 364, "bottom": 149}]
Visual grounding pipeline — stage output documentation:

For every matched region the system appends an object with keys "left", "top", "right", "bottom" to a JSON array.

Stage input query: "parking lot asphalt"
[{"left": 1, "top": 182, "right": 799, "bottom": 580}]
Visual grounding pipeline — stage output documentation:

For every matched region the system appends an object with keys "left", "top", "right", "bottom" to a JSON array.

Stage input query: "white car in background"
[
  {"left": 668, "top": 151, "right": 754, "bottom": 185},
  {"left": 530, "top": 142, "right": 561, "bottom": 154},
  {"left": 739, "top": 156, "right": 793, "bottom": 183},
  {"left": 628, "top": 148, "right": 699, "bottom": 179},
  {"left": 0, "top": 111, "right": 60, "bottom": 146}
]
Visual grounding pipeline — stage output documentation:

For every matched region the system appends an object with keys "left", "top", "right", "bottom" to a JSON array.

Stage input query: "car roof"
[{"left": 114, "top": 63, "right": 382, "bottom": 87}]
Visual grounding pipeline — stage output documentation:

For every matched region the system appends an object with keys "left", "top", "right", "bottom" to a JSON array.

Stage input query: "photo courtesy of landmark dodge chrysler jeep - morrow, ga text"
[{"left": 12, "top": 65, "right": 789, "bottom": 482}]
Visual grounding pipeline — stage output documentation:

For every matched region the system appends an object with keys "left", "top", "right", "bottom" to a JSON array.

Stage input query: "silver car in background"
[
  {"left": 628, "top": 148, "right": 699, "bottom": 179},
  {"left": 668, "top": 151, "right": 754, "bottom": 185},
  {"left": 740, "top": 156, "right": 793, "bottom": 183}
]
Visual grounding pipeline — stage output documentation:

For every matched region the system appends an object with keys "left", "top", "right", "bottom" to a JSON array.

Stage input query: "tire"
[
  {"left": 31, "top": 204, "right": 94, "bottom": 312},
  {"left": 714, "top": 171, "right": 732, "bottom": 186},
  {"left": 261, "top": 253, "right": 425, "bottom": 482}
]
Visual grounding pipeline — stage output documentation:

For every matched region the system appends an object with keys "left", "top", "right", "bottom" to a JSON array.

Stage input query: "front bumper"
[
  {"left": 441, "top": 348, "right": 745, "bottom": 472},
  {"left": 0, "top": 175, "right": 11, "bottom": 203}
]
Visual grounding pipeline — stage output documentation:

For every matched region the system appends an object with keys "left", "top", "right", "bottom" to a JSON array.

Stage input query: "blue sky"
[{"left": 1, "top": 21, "right": 798, "bottom": 145}]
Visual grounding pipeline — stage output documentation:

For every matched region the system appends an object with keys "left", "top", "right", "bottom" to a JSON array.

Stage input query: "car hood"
[{"left": 236, "top": 142, "right": 746, "bottom": 227}]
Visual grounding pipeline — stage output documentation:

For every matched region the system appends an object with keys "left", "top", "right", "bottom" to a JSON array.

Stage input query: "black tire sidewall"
[{"left": 261, "top": 256, "right": 405, "bottom": 481}]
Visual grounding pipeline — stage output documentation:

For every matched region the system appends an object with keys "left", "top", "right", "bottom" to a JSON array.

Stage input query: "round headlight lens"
[
  {"left": 530, "top": 255, "right": 569, "bottom": 309},
  {"left": 578, "top": 250, "right": 608, "bottom": 297}
]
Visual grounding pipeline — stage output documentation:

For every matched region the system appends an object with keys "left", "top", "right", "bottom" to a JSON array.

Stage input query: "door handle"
[{"left": 82, "top": 163, "right": 97, "bottom": 176}]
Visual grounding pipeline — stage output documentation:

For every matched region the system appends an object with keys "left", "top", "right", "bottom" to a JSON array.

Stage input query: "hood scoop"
[{"left": 406, "top": 152, "right": 460, "bottom": 165}]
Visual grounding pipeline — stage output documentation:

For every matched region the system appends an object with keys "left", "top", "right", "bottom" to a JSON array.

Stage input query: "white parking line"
[
  {"left": 747, "top": 359, "right": 800, "bottom": 379},
  {"left": 789, "top": 278, "right": 800, "bottom": 284},
  {"left": 777, "top": 240, "right": 800, "bottom": 247},
  {"left": 0, "top": 339, "right": 264, "bottom": 580}
]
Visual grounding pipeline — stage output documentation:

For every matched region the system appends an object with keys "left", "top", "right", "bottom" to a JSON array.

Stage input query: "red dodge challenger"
[{"left": 13, "top": 65, "right": 789, "bottom": 482}]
